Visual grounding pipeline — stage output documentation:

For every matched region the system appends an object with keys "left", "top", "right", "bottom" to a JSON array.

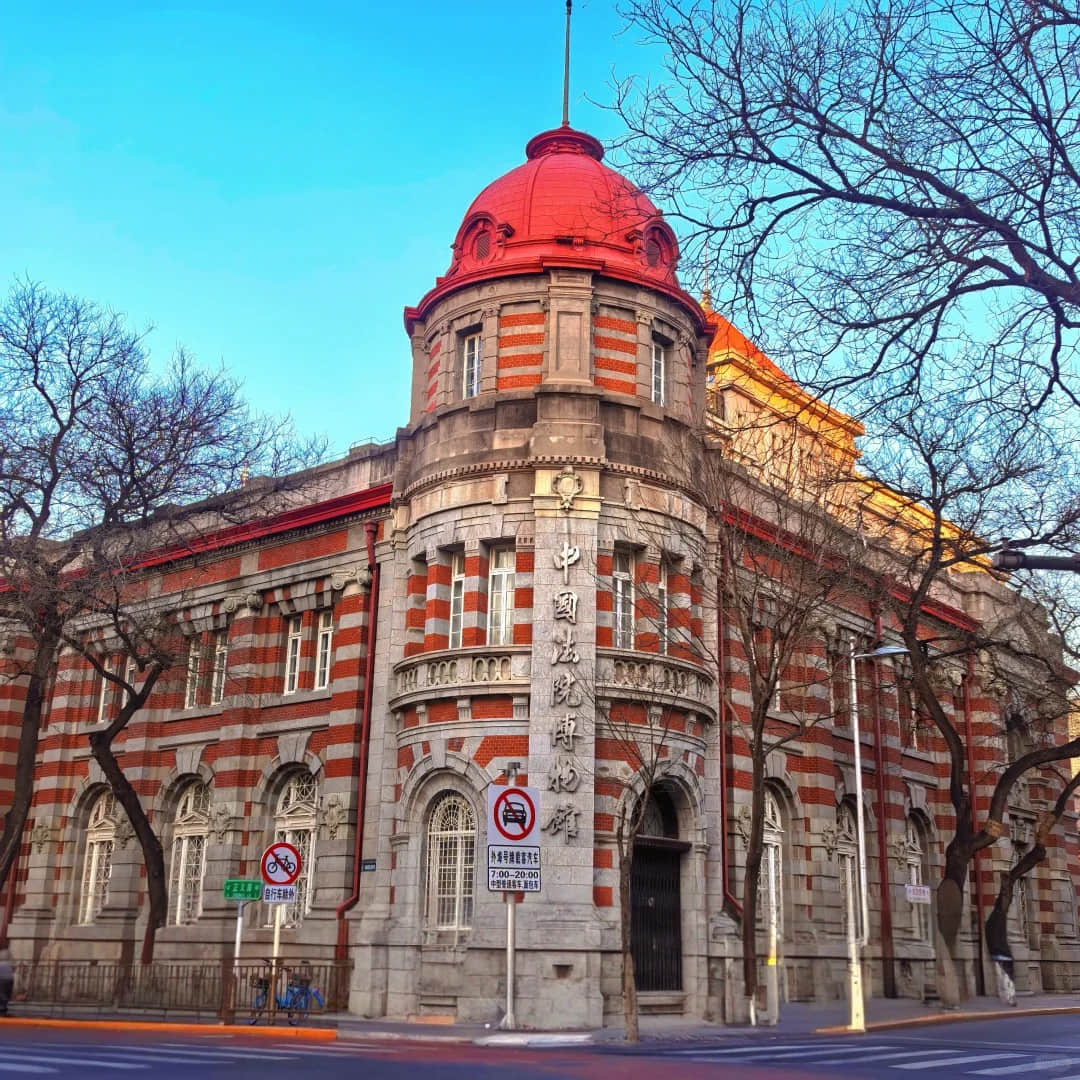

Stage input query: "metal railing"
[{"left": 13, "top": 957, "right": 352, "bottom": 1023}]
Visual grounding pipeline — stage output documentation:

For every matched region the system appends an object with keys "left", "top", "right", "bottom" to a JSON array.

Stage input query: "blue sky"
[{"left": 1, "top": 1, "right": 662, "bottom": 458}]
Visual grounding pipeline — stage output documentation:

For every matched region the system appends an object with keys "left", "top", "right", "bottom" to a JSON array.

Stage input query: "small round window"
[{"left": 474, "top": 231, "right": 491, "bottom": 260}]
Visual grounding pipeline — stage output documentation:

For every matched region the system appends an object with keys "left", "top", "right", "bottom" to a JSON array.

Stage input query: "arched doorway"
[{"left": 631, "top": 784, "right": 690, "bottom": 992}]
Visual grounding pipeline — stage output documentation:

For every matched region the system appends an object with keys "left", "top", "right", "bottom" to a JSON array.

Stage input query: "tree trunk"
[
  {"left": 89, "top": 676, "right": 167, "bottom": 965},
  {"left": 934, "top": 839, "right": 973, "bottom": 1007},
  {"left": 619, "top": 849, "right": 638, "bottom": 1042},
  {"left": 741, "top": 757, "right": 766, "bottom": 1022},
  {"left": 0, "top": 637, "right": 56, "bottom": 894}
]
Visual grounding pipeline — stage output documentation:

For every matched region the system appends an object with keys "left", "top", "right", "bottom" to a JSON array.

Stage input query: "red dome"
[{"left": 406, "top": 126, "right": 700, "bottom": 332}]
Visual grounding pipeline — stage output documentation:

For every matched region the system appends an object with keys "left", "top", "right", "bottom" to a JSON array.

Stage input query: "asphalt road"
[{"left": 1, "top": 1015, "right": 1080, "bottom": 1079}]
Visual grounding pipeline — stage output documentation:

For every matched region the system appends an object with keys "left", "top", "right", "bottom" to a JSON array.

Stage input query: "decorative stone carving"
[
  {"left": 551, "top": 466, "right": 584, "bottom": 512},
  {"left": 31, "top": 820, "right": 55, "bottom": 854},
  {"left": 323, "top": 794, "right": 346, "bottom": 841},
  {"left": 735, "top": 804, "right": 752, "bottom": 844},
  {"left": 208, "top": 803, "right": 233, "bottom": 843},
  {"left": 223, "top": 591, "right": 263, "bottom": 614},
  {"left": 330, "top": 565, "right": 373, "bottom": 592},
  {"left": 888, "top": 831, "right": 912, "bottom": 868},
  {"left": 114, "top": 815, "right": 135, "bottom": 850},
  {"left": 820, "top": 821, "right": 840, "bottom": 861}
]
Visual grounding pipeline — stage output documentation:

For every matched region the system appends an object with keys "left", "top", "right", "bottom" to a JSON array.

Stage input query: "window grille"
[
  {"left": 184, "top": 638, "right": 201, "bottom": 709},
  {"left": 838, "top": 804, "right": 864, "bottom": 940},
  {"left": 651, "top": 341, "right": 666, "bottom": 406},
  {"left": 265, "top": 772, "right": 318, "bottom": 928},
  {"left": 168, "top": 782, "right": 210, "bottom": 925},
  {"left": 79, "top": 791, "right": 116, "bottom": 925},
  {"left": 283, "top": 616, "right": 302, "bottom": 694},
  {"left": 463, "top": 333, "right": 482, "bottom": 399},
  {"left": 613, "top": 550, "right": 634, "bottom": 649},
  {"left": 904, "top": 816, "right": 929, "bottom": 941},
  {"left": 657, "top": 562, "right": 668, "bottom": 655},
  {"left": 487, "top": 548, "right": 515, "bottom": 646},
  {"left": 758, "top": 789, "right": 784, "bottom": 937},
  {"left": 424, "top": 792, "right": 476, "bottom": 944},
  {"left": 314, "top": 610, "right": 334, "bottom": 690},
  {"left": 210, "top": 632, "right": 228, "bottom": 704},
  {"left": 449, "top": 552, "right": 465, "bottom": 649}
]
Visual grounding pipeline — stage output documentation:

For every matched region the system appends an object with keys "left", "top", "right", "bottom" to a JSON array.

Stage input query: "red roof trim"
[{"left": 136, "top": 483, "right": 393, "bottom": 571}]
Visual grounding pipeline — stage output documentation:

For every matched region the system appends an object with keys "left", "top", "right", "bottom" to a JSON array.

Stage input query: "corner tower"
[{"left": 358, "top": 124, "right": 720, "bottom": 1028}]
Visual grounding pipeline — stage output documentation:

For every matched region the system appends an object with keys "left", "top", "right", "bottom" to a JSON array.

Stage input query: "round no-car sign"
[
  {"left": 488, "top": 786, "right": 538, "bottom": 844},
  {"left": 261, "top": 841, "right": 302, "bottom": 886}
]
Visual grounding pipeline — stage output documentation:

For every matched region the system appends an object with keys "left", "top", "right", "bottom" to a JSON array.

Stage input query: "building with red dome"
[{"left": 2, "top": 118, "right": 1079, "bottom": 1030}]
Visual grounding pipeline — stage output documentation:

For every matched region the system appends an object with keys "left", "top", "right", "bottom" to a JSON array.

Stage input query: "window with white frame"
[
  {"left": 314, "top": 610, "right": 334, "bottom": 690},
  {"left": 209, "top": 632, "right": 228, "bottom": 705},
  {"left": 283, "top": 616, "right": 302, "bottom": 695},
  {"left": 96, "top": 658, "right": 115, "bottom": 725},
  {"left": 78, "top": 791, "right": 116, "bottom": 925},
  {"left": 657, "top": 562, "right": 669, "bottom": 655},
  {"left": 903, "top": 815, "right": 930, "bottom": 941},
  {"left": 425, "top": 791, "right": 476, "bottom": 944},
  {"left": 757, "top": 788, "right": 784, "bottom": 937},
  {"left": 168, "top": 782, "right": 210, "bottom": 926},
  {"left": 487, "top": 547, "right": 515, "bottom": 646},
  {"left": 651, "top": 340, "right": 666, "bottom": 406},
  {"left": 184, "top": 637, "right": 201, "bottom": 709},
  {"left": 268, "top": 772, "right": 318, "bottom": 928},
  {"left": 449, "top": 551, "right": 465, "bottom": 649},
  {"left": 838, "top": 803, "right": 864, "bottom": 940},
  {"left": 613, "top": 550, "right": 634, "bottom": 649},
  {"left": 462, "top": 332, "right": 482, "bottom": 399}
]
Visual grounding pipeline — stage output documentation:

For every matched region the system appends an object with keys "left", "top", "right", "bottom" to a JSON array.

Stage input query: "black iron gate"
[{"left": 630, "top": 842, "right": 683, "bottom": 992}]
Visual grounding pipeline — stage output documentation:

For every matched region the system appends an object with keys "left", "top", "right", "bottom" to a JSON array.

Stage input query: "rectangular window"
[
  {"left": 283, "top": 615, "right": 302, "bottom": 694},
  {"left": 314, "top": 610, "right": 334, "bottom": 690},
  {"left": 96, "top": 659, "right": 114, "bottom": 725},
  {"left": 463, "top": 332, "right": 482, "bottom": 399},
  {"left": 449, "top": 552, "right": 465, "bottom": 649},
  {"left": 657, "top": 562, "right": 668, "bottom": 655},
  {"left": 210, "top": 631, "right": 228, "bottom": 705},
  {"left": 613, "top": 550, "right": 634, "bottom": 649},
  {"left": 184, "top": 638, "right": 200, "bottom": 709},
  {"left": 487, "top": 547, "right": 515, "bottom": 646},
  {"left": 651, "top": 340, "right": 666, "bottom": 406}
]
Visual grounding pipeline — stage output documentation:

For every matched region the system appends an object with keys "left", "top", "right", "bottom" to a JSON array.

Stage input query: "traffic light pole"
[{"left": 992, "top": 550, "right": 1080, "bottom": 573}]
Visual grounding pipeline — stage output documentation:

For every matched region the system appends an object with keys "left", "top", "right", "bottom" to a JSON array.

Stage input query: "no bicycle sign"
[{"left": 260, "top": 840, "right": 302, "bottom": 886}]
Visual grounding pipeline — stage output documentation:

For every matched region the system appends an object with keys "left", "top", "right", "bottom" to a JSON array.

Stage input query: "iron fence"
[{"left": 13, "top": 957, "right": 352, "bottom": 1023}]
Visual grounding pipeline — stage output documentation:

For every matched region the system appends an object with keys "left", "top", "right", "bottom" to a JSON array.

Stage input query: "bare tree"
[
  {"left": 0, "top": 279, "right": 317, "bottom": 959},
  {"left": 612, "top": 0, "right": 1080, "bottom": 419}
]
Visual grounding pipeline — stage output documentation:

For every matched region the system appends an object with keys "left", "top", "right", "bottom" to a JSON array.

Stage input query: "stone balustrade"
[
  {"left": 390, "top": 646, "right": 531, "bottom": 707},
  {"left": 595, "top": 649, "right": 717, "bottom": 720}
]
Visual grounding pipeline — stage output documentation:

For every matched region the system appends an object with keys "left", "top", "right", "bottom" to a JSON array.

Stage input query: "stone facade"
[{"left": 1, "top": 123, "right": 1078, "bottom": 1028}]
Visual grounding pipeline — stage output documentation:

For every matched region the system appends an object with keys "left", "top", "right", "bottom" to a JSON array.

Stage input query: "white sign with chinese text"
[
  {"left": 263, "top": 883, "right": 299, "bottom": 904},
  {"left": 905, "top": 884, "right": 931, "bottom": 904},
  {"left": 487, "top": 845, "right": 541, "bottom": 892}
]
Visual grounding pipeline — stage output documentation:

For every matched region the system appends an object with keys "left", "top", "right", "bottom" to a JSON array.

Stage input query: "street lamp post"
[{"left": 847, "top": 644, "right": 909, "bottom": 1034}]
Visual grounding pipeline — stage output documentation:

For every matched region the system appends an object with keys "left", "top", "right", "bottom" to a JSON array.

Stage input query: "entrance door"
[{"left": 630, "top": 842, "right": 683, "bottom": 992}]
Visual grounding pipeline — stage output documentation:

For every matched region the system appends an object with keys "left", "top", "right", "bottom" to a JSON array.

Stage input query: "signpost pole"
[
  {"left": 500, "top": 892, "right": 517, "bottom": 1030},
  {"left": 228, "top": 901, "right": 246, "bottom": 1023},
  {"left": 272, "top": 902, "right": 283, "bottom": 964}
]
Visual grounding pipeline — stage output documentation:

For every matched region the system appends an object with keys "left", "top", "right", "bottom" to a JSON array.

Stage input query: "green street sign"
[{"left": 223, "top": 878, "right": 263, "bottom": 902}]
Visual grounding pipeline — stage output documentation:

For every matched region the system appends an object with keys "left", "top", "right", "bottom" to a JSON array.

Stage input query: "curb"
[
  {"left": 817, "top": 1005, "right": 1080, "bottom": 1035},
  {"left": 0, "top": 1017, "right": 337, "bottom": 1040},
  {"left": 475, "top": 1033, "right": 594, "bottom": 1048},
  {"left": 338, "top": 1030, "right": 475, "bottom": 1044}
]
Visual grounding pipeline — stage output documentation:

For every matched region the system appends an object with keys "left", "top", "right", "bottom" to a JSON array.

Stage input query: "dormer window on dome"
[{"left": 643, "top": 223, "right": 677, "bottom": 271}]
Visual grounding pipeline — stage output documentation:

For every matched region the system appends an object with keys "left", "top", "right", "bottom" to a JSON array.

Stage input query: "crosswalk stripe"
[
  {"left": 814, "top": 1051, "right": 961, "bottom": 1065},
  {"left": 891, "top": 1054, "right": 1022, "bottom": 1070},
  {"left": 102, "top": 1046, "right": 298, "bottom": 1061},
  {"left": 666, "top": 1041, "right": 877, "bottom": 1057},
  {"left": 269, "top": 1043, "right": 397, "bottom": 1055},
  {"left": 743, "top": 1045, "right": 899, "bottom": 1061},
  {"left": 0, "top": 1066, "right": 56, "bottom": 1076},
  {"left": 0, "top": 1055, "right": 147, "bottom": 1071},
  {"left": 975, "top": 1059, "right": 1080, "bottom": 1075}
]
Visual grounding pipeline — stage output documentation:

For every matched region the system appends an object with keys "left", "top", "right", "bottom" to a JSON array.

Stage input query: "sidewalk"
[{"left": 4, "top": 992, "right": 1079, "bottom": 1047}]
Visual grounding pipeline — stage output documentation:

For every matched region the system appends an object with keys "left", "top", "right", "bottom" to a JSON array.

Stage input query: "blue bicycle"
[{"left": 249, "top": 960, "right": 324, "bottom": 1025}]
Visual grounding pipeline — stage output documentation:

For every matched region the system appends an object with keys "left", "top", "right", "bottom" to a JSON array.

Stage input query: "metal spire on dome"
[{"left": 562, "top": 1, "right": 572, "bottom": 127}]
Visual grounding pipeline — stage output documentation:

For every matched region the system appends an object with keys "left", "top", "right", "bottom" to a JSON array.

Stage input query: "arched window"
[
  {"left": 424, "top": 792, "right": 476, "bottom": 944},
  {"left": 271, "top": 772, "right": 318, "bottom": 928},
  {"left": 838, "top": 803, "right": 864, "bottom": 940},
  {"left": 79, "top": 791, "right": 116, "bottom": 925},
  {"left": 759, "top": 788, "right": 785, "bottom": 938},
  {"left": 168, "top": 782, "right": 210, "bottom": 926},
  {"left": 903, "top": 816, "right": 930, "bottom": 941}
]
